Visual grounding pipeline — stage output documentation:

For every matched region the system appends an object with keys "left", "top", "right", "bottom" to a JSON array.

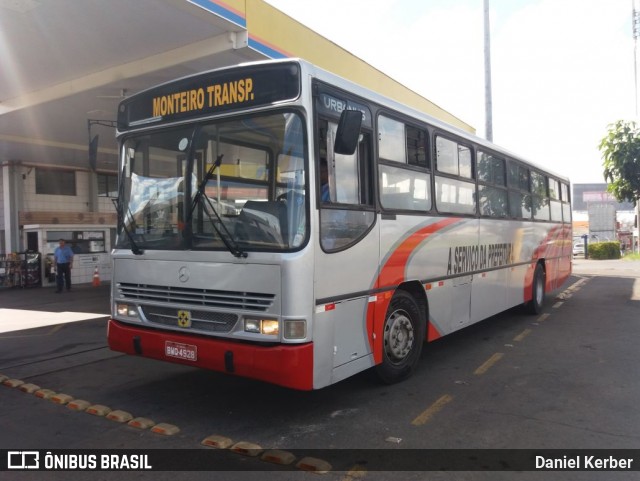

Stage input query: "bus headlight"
[
  {"left": 116, "top": 303, "right": 139, "bottom": 318},
  {"left": 244, "top": 319, "right": 279, "bottom": 335},
  {"left": 284, "top": 320, "right": 306, "bottom": 339}
]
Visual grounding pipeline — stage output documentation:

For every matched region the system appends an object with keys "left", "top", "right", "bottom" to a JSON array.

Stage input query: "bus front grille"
[
  {"left": 141, "top": 306, "right": 238, "bottom": 333},
  {"left": 117, "top": 283, "right": 275, "bottom": 312}
]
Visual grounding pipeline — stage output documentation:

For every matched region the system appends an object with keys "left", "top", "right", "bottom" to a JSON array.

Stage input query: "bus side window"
[
  {"left": 507, "top": 161, "right": 532, "bottom": 219},
  {"left": 477, "top": 151, "right": 508, "bottom": 218},
  {"left": 531, "top": 171, "right": 550, "bottom": 221},
  {"left": 434, "top": 135, "right": 476, "bottom": 215},
  {"left": 319, "top": 118, "right": 375, "bottom": 251},
  {"left": 378, "top": 115, "right": 431, "bottom": 212}
]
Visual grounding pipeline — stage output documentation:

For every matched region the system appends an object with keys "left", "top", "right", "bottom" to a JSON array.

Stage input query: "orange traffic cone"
[{"left": 92, "top": 266, "right": 101, "bottom": 287}]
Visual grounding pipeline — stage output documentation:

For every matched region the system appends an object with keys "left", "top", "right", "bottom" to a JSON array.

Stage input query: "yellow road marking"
[
  {"left": 552, "top": 301, "right": 564, "bottom": 309},
  {"left": 537, "top": 313, "right": 550, "bottom": 323},
  {"left": 411, "top": 394, "right": 454, "bottom": 426},
  {"left": 513, "top": 329, "right": 532, "bottom": 342},
  {"left": 474, "top": 352, "right": 504, "bottom": 375}
]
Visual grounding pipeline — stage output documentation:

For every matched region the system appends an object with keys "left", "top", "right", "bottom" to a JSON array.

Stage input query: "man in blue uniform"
[{"left": 53, "top": 239, "right": 74, "bottom": 293}]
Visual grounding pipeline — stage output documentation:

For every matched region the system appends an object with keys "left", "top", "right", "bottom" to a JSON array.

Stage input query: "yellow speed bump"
[
  {"left": 0, "top": 374, "right": 8, "bottom": 383},
  {"left": 67, "top": 399, "right": 92, "bottom": 411},
  {"left": 18, "top": 383, "right": 40, "bottom": 394},
  {"left": 35, "top": 388, "right": 56, "bottom": 399},
  {"left": 201, "top": 434, "right": 234, "bottom": 449},
  {"left": 86, "top": 404, "right": 112, "bottom": 416},
  {"left": 261, "top": 449, "right": 296, "bottom": 465},
  {"left": 231, "top": 441, "right": 263, "bottom": 457},
  {"left": 128, "top": 417, "right": 156, "bottom": 430},
  {"left": 106, "top": 410, "right": 133, "bottom": 423},
  {"left": 50, "top": 393, "right": 74, "bottom": 405},
  {"left": 296, "top": 456, "right": 332, "bottom": 474},
  {"left": 3, "top": 379, "right": 24, "bottom": 388},
  {"left": 150, "top": 423, "right": 180, "bottom": 436}
]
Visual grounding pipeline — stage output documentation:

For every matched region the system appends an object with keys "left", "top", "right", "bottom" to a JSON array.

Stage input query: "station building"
[{"left": 0, "top": 0, "right": 472, "bottom": 286}]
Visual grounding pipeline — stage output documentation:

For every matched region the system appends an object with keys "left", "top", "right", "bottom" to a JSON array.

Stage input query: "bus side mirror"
[{"left": 334, "top": 109, "right": 362, "bottom": 155}]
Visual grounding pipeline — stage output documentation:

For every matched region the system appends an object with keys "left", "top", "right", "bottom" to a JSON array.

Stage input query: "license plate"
[{"left": 165, "top": 341, "right": 197, "bottom": 361}]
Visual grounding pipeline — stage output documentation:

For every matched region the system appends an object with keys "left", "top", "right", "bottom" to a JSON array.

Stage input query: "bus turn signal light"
[{"left": 284, "top": 320, "right": 306, "bottom": 339}]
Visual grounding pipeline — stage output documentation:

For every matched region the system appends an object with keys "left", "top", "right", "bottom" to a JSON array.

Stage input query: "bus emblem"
[
  {"left": 177, "top": 310, "right": 191, "bottom": 328},
  {"left": 178, "top": 266, "right": 190, "bottom": 282}
]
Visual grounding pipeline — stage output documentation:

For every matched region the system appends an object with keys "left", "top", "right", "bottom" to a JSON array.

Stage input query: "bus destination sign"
[{"left": 118, "top": 62, "right": 301, "bottom": 129}]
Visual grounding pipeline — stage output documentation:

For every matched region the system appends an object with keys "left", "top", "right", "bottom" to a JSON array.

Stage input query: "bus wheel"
[
  {"left": 375, "top": 291, "right": 425, "bottom": 384},
  {"left": 527, "top": 263, "right": 546, "bottom": 315}
]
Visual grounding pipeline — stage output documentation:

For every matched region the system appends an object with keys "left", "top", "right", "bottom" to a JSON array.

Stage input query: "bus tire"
[
  {"left": 526, "top": 263, "right": 546, "bottom": 315},
  {"left": 375, "top": 290, "right": 425, "bottom": 384}
]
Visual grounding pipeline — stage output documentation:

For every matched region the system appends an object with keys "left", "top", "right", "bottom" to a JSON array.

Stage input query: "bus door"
[{"left": 315, "top": 117, "right": 377, "bottom": 378}]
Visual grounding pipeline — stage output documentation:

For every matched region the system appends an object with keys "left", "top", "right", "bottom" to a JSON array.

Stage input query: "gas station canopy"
[{"left": 0, "top": 0, "right": 472, "bottom": 173}]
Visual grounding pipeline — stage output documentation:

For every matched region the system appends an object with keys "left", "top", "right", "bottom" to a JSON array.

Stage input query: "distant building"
[
  {"left": 572, "top": 183, "right": 636, "bottom": 250},
  {"left": 572, "top": 183, "right": 634, "bottom": 211}
]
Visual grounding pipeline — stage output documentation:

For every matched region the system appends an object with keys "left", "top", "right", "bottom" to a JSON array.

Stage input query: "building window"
[
  {"left": 98, "top": 173, "right": 118, "bottom": 197},
  {"left": 46, "top": 230, "right": 106, "bottom": 253},
  {"left": 36, "top": 168, "right": 76, "bottom": 196}
]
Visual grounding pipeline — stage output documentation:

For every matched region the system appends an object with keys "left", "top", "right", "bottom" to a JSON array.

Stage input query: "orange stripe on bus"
[{"left": 368, "top": 218, "right": 462, "bottom": 363}]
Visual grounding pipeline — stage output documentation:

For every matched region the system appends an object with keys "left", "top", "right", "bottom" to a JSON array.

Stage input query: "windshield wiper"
[
  {"left": 188, "top": 154, "right": 247, "bottom": 258},
  {"left": 112, "top": 198, "right": 144, "bottom": 255}
]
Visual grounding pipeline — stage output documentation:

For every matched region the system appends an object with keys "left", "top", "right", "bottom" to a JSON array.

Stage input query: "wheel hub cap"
[{"left": 384, "top": 310, "right": 414, "bottom": 363}]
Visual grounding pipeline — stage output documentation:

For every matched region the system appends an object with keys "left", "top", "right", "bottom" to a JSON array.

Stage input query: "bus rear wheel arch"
[{"left": 375, "top": 289, "right": 426, "bottom": 384}]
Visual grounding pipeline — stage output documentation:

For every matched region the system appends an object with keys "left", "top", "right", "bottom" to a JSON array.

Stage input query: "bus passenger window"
[
  {"left": 378, "top": 116, "right": 406, "bottom": 163},
  {"left": 477, "top": 151, "right": 507, "bottom": 218},
  {"left": 436, "top": 136, "right": 473, "bottom": 179}
]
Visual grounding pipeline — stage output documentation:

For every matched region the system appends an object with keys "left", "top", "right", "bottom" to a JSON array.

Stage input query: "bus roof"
[
  {"left": 118, "top": 57, "right": 570, "bottom": 183},
  {"left": 301, "top": 59, "right": 570, "bottom": 183}
]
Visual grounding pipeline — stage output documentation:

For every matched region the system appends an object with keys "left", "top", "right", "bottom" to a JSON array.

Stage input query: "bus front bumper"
[{"left": 107, "top": 319, "right": 314, "bottom": 390}]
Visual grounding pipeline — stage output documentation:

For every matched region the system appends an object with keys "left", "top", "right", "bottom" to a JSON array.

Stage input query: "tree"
[{"left": 599, "top": 120, "right": 640, "bottom": 206}]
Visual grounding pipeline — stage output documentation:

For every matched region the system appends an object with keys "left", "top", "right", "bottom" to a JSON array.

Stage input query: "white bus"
[{"left": 108, "top": 59, "right": 572, "bottom": 390}]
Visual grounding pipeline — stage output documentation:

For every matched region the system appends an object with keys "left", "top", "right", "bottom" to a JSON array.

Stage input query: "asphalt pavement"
[
  {"left": 0, "top": 258, "right": 639, "bottom": 481},
  {"left": 0, "top": 281, "right": 111, "bottom": 333}
]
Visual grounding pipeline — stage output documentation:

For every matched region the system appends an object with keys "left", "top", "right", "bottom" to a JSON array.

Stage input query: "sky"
[{"left": 264, "top": 0, "right": 636, "bottom": 184}]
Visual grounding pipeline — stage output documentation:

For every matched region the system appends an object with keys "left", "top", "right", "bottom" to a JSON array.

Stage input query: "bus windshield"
[{"left": 116, "top": 111, "right": 307, "bottom": 253}]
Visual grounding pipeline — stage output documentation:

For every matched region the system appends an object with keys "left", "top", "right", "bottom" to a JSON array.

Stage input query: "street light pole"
[
  {"left": 484, "top": 0, "right": 493, "bottom": 142},
  {"left": 634, "top": 1, "right": 640, "bottom": 252},
  {"left": 633, "top": 0, "right": 640, "bottom": 116}
]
